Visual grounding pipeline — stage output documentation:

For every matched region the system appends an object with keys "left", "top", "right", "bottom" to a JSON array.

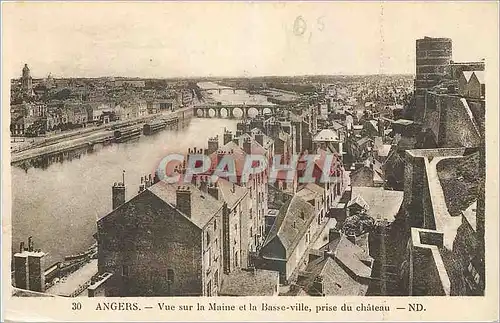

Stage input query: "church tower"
[{"left": 21, "top": 63, "right": 33, "bottom": 96}]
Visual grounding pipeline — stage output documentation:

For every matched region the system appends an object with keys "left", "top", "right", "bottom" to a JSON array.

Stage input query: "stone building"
[
  {"left": 96, "top": 182, "right": 225, "bottom": 296},
  {"left": 257, "top": 195, "right": 318, "bottom": 283}
]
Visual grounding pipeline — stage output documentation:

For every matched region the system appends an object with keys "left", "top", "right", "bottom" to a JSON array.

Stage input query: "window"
[
  {"left": 214, "top": 219, "right": 217, "bottom": 231},
  {"left": 207, "top": 248, "right": 212, "bottom": 267},
  {"left": 250, "top": 227, "right": 253, "bottom": 237},
  {"left": 206, "top": 232, "right": 210, "bottom": 247},
  {"left": 234, "top": 223, "right": 238, "bottom": 231},
  {"left": 122, "top": 265, "right": 129, "bottom": 277},
  {"left": 249, "top": 208, "right": 253, "bottom": 219},
  {"left": 207, "top": 280, "right": 212, "bottom": 296},
  {"left": 214, "top": 270, "right": 219, "bottom": 287},
  {"left": 167, "top": 269, "right": 175, "bottom": 283},
  {"left": 234, "top": 251, "right": 239, "bottom": 268}
]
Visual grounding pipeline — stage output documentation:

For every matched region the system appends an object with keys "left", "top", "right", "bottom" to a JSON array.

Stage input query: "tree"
[{"left": 341, "top": 211, "right": 375, "bottom": 236}]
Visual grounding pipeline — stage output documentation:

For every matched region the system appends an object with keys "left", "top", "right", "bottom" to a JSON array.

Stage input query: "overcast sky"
[{"left": 2, "top": 2, "right": 498, "bottom": 78}]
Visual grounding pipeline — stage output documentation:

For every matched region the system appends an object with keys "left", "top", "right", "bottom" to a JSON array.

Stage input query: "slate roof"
[
  {"left": 219, "top": 269, "right": 279, "bottom": 296},
  {"left": 288, "top": 234, "right": 372, "bottom": 296},
  {"left": 217, "top": 179, "right": 248, "bottom": 210},
  {"left": 313, "top": 129, "right": 339, "bottom": 142},
  {"left": 148, "top": 182, "right": 224, "bottom": 229},
  {"left": 296, "top": 183, "right": 324, "bottom": 202},
  {"left": 330, "top": 121, "right": 345, "bottom": 131},
  {"left": 356, "top": 137, "right": 372, "bottom": 147},
  {"left": 261, "top": 195, "right": 316, "bottom": 260},
  {"left": 347, "top": 195, "right": 370, "bottom": 211},
  {"left": 462, "top": 71, "right": 475, "bottom": 82},
  {"left": 377, "top": 144, "right": 392, "bottom": 157},
  {"left": 351, "top": 187, "right": 403, "bottom": 223},
  {"left": 473, "top": 71, "right": 485, "bottom": 85}
]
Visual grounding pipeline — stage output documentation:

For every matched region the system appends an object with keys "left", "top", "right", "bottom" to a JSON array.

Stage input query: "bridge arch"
[
  {"left": 232, "top": 107, "right": 243, "bottom": 119},
  {"left": 196, "top": 108, "right": 204, "bottom": 117},
  {"left": 263, "top": 107, "right": 272, "bottom": 115},
  {"left": 220, "top": 107, "right": 229, "bottom": 118},
  {"left": 208, "top": 108, "right": 216, "bottom": 118},
  {"left": 247, "top": 107, "right": 259, "bottom": 118}
]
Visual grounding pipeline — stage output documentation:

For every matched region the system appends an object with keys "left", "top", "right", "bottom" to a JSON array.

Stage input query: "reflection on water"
[{"left": 11, "top": 118, "right": 237, "bottom": 267}]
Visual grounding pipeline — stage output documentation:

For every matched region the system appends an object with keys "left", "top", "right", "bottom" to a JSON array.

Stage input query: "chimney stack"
[
  {"left": 346, "top": 232, "right": 356, "bottom": 245},
  {"left": 176, "top": 186, "right": 192, "bottom": 217},
  {"left": 312, "top": 276, "right": 324, "bottom": 296},
  {"left": 207, "top": 136, "right": 219, "bottom": 155},
  {"left": 207, "top": 182, "right": 219, "bottom": 200},
  {"left": 255, "top": 133, "right": 264, "bottom": 146},
  {"left": 329, "top": 229, "right": 341, "bottom": 243},
  {"left": 199, "top": 176, "right": 209, "bottom": 193},
  {"left": 14, "top": 237, "right": 46, "bottom": 292},
  {"left": 243, "top": 137, "right": 252, "bottom": 155},
  {"left": 223, "top": 130, "right": 233, "bottom": 145}
]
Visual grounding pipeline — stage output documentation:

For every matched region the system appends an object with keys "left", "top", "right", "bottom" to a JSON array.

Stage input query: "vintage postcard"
[{"left": 1, "top": 1, "right": 499, "bottom": 322}]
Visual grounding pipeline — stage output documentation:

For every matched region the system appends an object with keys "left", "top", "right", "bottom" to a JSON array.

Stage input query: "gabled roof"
[
  {"left": 473, "top": 71, "right": 485, "bottom": 85},
  {"left": 261, "top": 195, "right": 316, "bottom": 259},
  {"left": 352, "top": 187, "right": 403, "bottom": 223},
  {"left": 313, "top": 129, "right": 339, "bottom": 142},
  {"left": 330, "top": 121, "right": 345, "bottom": 131},
  {"left": 296, "top": 183, "right": 324, "bottom": 202},
  {"left": 217, "top": 179, "right": 248, "bottom": 210},
  {"left": 377, "top": 144, "right": 392, "bottom": 157},
  {"left": 219, "top": 269, "right": 279, "bottom": 296},
  {"left": 392, "top": 119, "right": 414, "bottom": 126},
  {"left": 148, "top": 182, "right": 224, "bottom": 229},
  {"left": 462, "top": 71, "right": 475, "bottom": 82},
  {"left": 347, "top": 195, "right": 370, "bottom": 211},
  {"left": 356, "top": 137, "right": 372, "bottom": 147},
  {"left": 294, "top": 256, "right": 368, "bottom": 296},
  {"left": 289, "top": 234, "right": 373, "bottom": 296}
]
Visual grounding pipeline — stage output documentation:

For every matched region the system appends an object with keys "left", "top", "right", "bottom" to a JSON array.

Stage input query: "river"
[{"left": 11, "top": 117, "right": 238, "bottom": 268}]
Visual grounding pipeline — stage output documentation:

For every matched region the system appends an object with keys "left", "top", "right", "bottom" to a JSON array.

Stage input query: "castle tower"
[{"left": 414, "top": 37, "right": 452, "bottom": 122}]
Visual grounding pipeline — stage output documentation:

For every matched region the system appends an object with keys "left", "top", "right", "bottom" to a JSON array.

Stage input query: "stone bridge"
[
  {"left": 200, "top": 87, "right": 248, "bottom": 94},
  {"left": 195, "top": 104, "right": 280, "bottom": 119}
]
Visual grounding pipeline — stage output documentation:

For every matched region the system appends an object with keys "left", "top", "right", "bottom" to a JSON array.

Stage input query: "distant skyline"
[{"left": 2, "top": 2, "right": 498, "bottom": 79}]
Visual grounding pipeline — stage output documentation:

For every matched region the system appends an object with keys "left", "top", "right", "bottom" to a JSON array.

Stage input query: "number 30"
[{"left": 72, "top": 302, "right": 82, "bottom": 310}]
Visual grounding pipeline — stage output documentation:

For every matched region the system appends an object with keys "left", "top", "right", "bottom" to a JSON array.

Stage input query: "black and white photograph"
[{"left": 2, "top": 2, "right": 498, "bottom": 319}]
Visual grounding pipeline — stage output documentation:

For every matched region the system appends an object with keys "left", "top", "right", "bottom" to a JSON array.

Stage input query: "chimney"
[
  {"left": 111, "top": 183, "right": 126, "bottom": 209},
  {"left": 14, "top": 238, "right": 46, "bottom": 292},
  {"left": 255, "top": 133, "right": 264, "bottom": 146},
  {"left": 312, "top": 276, "right": 324, "bottom": 296},
  {"left": 14, "top": 251, "right": 28, "bottom": 290},
  {"left": 112, "top": 172, "right": 126, "bottom": 210},
  {"left": 199, "top": 176, "right": 209, "bottom": 193},
  {"left": 340, "top": 185, "right": 352, "bottom": 203},
  {"left": 243, "top": 137, "right": 252, "bottom": 155},
  {"left": 207, "top": 136, "right": 219, "bottom": 155},
  {"left": 329, "top": 229, "right": 341, "bottom": 243},
  {"left": 235, "top": 129, "right": 243, "bottom": 137},
  {"left": 346, "top": 232, "right": 356, "bottom": 245},
  {"left": 223, "top": 130, "right": 233, "bottom": 145},
  {"left": 207, "top": 182, "right": 219, "bottom": 200},
  {"left": 176, "top": 186, "right": 192, "bottom": 217},
  {"left": 378, "top": 118, "right": 384, "bottom": 138},
  {"left": 28, "top": 250, "right": 46, "bottom": 292}
]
